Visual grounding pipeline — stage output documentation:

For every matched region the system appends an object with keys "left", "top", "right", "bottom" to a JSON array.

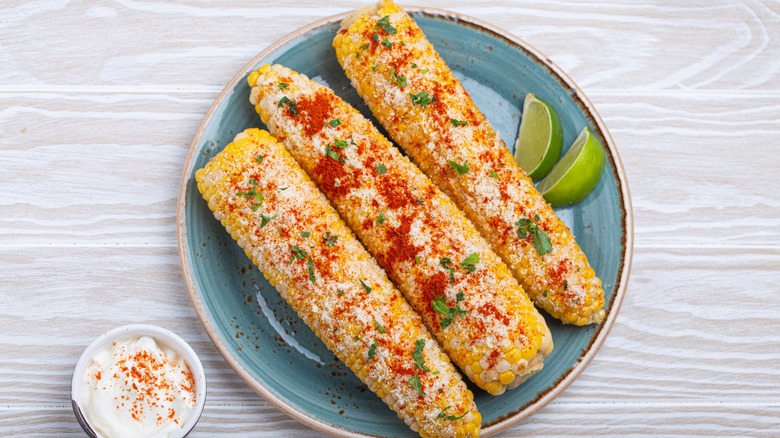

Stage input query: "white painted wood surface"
[{"left": 2, "top": 0, "right": 779, "bottom": 436}]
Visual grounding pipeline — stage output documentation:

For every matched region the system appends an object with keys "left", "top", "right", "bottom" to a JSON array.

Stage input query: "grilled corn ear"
[
  {"left": 196, "top": 128, "right": 480, "bottom": 437},
  {"left": 249, "top": 64, "right": 552, "bottom": 396},
  {"left": 334, "top": 0, "right": 605, "bottom": 325}
]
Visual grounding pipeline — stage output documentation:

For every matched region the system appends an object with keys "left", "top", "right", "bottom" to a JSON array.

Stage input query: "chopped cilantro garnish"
[
  {"left": 368, "top": 341, "right": 378, "bottom": 359},
  {"left": 440, "top": 257, "right": 455, "bottom": 283},
  {"left": 291, "top": 245, "right": 307, "bottom": 260},
  {"left": 360, "top": 279, "right": 372, "bottom": 294},
  {"left": 414, "top": 255, "right": 421, "bottom": 265},
  {"left": 277, "top": 96, "right": 297, "bottom": 116},
  {"left": 437, "top": 406, "right": 467, "bottom": 421},
  {"left": 373, "top": 321, "right": 386, "bottom": 334},
  {"left": 390, "top": 67, "right": 406, "bottom": 88},
  {"left": 564, "top": 280, "right": 568, "bottom": 291},
  {"left": 324, "top": 232, "right": 338, "bottom": 247},
  {"left": 411, "top": 63, "right": 418, "bottom": 68},
  {"left": 307, "top": 257, "right": 316, "bottom": 283},
  {"left": 360, "top": 44, "right": 369, "bottom": 50},
  {"left": 460, "top": 253, "right": 479, "bottom": 273},
  {"left": 376, "top": 163, "right": 387, "bottom": 174},
  {"left": 278, "top": 82, "right": 287, "bottom": 90},
  {"left": 489, "top": 170, "right": 498, "bottom": 178},
  {"left": 372, "top": 33, "right": 380, "bottom": 43},
  {"left": 412, "top": 339, "right": 431, "bottom": 372},
  {"left": 301, "top": 231, "right": 310, "bottom": 238},
  {"left": 337, "top": 289, "right": 344, "bottom": 295},
  {"left": 431, "top": 292, "right": 467, "bottom": 329},
  {"left": 450, "top": 119, "right": 468, "bottom": 127},
  {"left": 376, "top": 212, "right": 385, "bottom": 225},
  {"left": 371, "top": 64, "right": 377, "bottom": 72},
  {"left": 408, "top": 373, "right": 424, "bottom": 397},
  {"left": 333, "top": 138, "right": 350, "bottom": 149},
  {"left": 259, "top": 213, "right": 277, "bottom": 228},
  {"left": 382, "top": 38, "right": 393, "bottom": 49},
  {"left": 448, "top": 160, "right": 469, "bottom": 175},
  {"left": 325, "top": 144, "right": 345, "bottom": 163},
  {"left": 420, "top": 68, "right": 429, "bottom": 74},
  {"left": 255, "top": 155, "right": 264, "bottom": 163},
  {"left": 410, "top": 91, "right": 435, "bottom": 108},
  {"left": 329, "top": 118, "right": 341, "bottom": 127},
  {"left": 375, "top": 15, "right": 397, "bottom": 34},
  {"left": 516, "top": 214, "right": 552, "bottom": 256}
]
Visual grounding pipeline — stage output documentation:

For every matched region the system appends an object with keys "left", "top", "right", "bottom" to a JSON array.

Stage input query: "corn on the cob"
[
  {"left": 196, "top": 128, "right": 480, "bottom": 437},
  {"left": 249, "top": 64, "right": 552, "bottom": 396},
  {"left": 333, "top": 0, "right": 605, "bottom": 325}
]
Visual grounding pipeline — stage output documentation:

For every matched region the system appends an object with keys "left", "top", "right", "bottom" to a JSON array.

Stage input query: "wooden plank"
[
  {"left": 1, "top": 1, "right": 777, "bottom": 91},
  {"left": 2, "top": 92, "right": 778, "bottom": 247},
  {"left": 2, "top": 403, "right": 779, "bottom": 437},
  {"left": 594, "top": 93, "right": 780, "bottom": 247}
]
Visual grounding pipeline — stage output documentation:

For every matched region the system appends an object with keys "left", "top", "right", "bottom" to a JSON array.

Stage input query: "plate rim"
[{"left": 177, "top": 7, "right": 633, "bottom": 438}]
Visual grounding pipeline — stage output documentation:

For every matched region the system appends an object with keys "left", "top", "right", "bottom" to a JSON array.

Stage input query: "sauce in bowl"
[{"left": 72, "top": 325, "right": 206, "bottom": 438}]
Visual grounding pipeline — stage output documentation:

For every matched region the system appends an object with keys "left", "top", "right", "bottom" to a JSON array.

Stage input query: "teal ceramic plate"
[{"left": 178, "top": 8, "right": 632, "bottom": 437}]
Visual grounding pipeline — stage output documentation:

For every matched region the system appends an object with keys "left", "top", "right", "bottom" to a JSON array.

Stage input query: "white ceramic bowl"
[{"left": 71, "top": 324, "right": 207, "bottom": 438}]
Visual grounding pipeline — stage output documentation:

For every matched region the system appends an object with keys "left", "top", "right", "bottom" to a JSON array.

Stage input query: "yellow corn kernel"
[
  {"left": 499, "top": 371, "right": 515, "bottom": 385},
  {"left": 247, "top": 70, "right": 260, "bottom": 87}
]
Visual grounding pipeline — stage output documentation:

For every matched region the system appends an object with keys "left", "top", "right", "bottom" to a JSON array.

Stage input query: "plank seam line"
[
  {"left": 1, "top": 85, "right": 779, "bottom": 99},
  {"left": 4, "top": 401, "right": 780, "bottom": 410}
]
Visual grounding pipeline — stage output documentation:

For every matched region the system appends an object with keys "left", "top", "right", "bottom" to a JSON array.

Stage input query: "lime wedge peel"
[
  {"left": 513, "top": 93, "right": 563, "bottom": 181},
  {"left": 537, "top": 126, "right": 606, "bottom": 207}
]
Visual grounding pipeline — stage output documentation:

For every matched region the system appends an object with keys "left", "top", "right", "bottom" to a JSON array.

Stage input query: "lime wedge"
[
  {"left": 537, "top": 126, "right": 606, "bottom": 207},
  {"left": 513, "top": 93, "right": 563, "bottom": 181}
]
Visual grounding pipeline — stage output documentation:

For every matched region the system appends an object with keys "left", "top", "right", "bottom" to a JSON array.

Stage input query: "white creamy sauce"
[{"left": 79, "top": 336, "right": 196, "bottom": 438}]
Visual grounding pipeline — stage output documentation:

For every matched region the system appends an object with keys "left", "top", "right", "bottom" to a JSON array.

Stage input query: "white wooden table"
[{"left": 2, "top": 1, "right": 779, "bottom": 436}]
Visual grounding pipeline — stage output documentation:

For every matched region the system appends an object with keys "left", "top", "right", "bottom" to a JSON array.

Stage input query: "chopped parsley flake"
[
  {"left": 337, "top": 289, "right": 344, "bottom": 295},
  {"left": 410, "top": 91, "right": 435, "bottom": 108},
  {"left": 414, "top": 255, "right": 421, "bottom": 265},
  {"left": 448, "top": 160, "right": 469, "bottom": 175},
  {"left": 382, "top": 38, "right": 393, "bottom": 49},
  {"left": 421, "top": 68, "right": 429, "bottom": 74},
  {"left": 360, "top": 279, "right": 372, "bottom": 294},
  {"left": 376, "top": 212, "right": 385, "bottom": 225},
  {"left": 411, "top": 63, "right": 418, "bottom": 68},
  {"left": 278, "top": 82, "right": 287, "bottom": 90},
  {"left": 307, "top": 257, "right": 316, "bottom": 283},
  {"left": 460, "top": 253, "right": 479, "bottom": 273},
  {"left": 238, "top": 184, "right": 264, "bottom": 211},
  {"left": 255, "top": 155, "right": 264, "bottom": 163},
  {"left": 450, "top": 119, "right": 468, "bottom": 127},
  {"left": 376, "top": 163, "right": 388, "bottom": 174},
  {"left": 408, "top": 373, "right": 424, "bottom": 397},
  {"left": 371, "top": 64, "right": 377, "bottom": 72},
  {"left": 360, "top": 44, "right": 369, "bottom": 50},
  {"left": 489, "top": 170, "right": 499, "bottom": 178},
  {"left": 373, "top": 321, "right": 386, "bottom": 334},
  {"left": 431, "top": 292, "right": 467, "bottom": 329},
  {"left": 372, "top": 33, "right": 380, "bottom": 43},
  {"left": 277, "top": 96, "right": 297, "bottom": 116},
  {"left": 368, "top": 341, "right": 378, "bottom": 359},
  {"left": 516, "top": 214, "right": 552, "bottom": 256},
  {"left": 301, "top": 231, "right": 310, "bottom": 238},
  {"left": 564, "top": 280, "right": 568, "bottom": 291},
  {"left": 324, "top": 232, "right": 338, "bottom": 247},
  {"left": 259, "top": 213, "right": 277, "bottom": 228},
  {"left": 412, "top": 339, "right": 430, "bottom": 372},
  {"left": 329, "top": 118, "right": 341, "bottom": 127},
  {"left": 375, "top": 15, "right": 397, "bottom": 34}
]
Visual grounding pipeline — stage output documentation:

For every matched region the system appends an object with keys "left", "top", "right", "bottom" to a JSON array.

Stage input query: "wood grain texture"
[{"left": 2, "top": 0, "right": 779, "bottom": 436}]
